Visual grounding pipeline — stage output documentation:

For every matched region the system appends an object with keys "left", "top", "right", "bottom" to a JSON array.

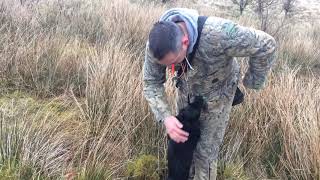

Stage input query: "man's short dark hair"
[{"left": 148, "top": 21, "right": 183, "bottom": 60}]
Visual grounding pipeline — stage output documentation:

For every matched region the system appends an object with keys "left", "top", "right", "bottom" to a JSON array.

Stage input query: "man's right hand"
[{"left": 164, "top": 116, "right": 189, "bottom": 143}]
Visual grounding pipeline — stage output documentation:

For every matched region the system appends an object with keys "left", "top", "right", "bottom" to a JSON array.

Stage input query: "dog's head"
[{"left": 176, "top": 96, "right": 205, "bottom": 133}]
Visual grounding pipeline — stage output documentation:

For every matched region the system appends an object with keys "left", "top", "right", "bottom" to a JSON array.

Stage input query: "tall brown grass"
[
  {"left": 222, "top": 67, "right": 320, "bottom": 179},
  {"left": 0, "top": 0, "right": 319, "bottom": 179}
]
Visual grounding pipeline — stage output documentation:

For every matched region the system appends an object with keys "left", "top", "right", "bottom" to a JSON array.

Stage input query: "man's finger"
[
  {"left": 174, "top": 119, "right": 183, "bottom": 128},
  {"left": 171, "top": 131, "right": 187, "bottom": 143},
  {"left": 169, "top": 132, "right": 180, "bottom": 143},
  {"left": 172, "top": 131, "right": 188, "bottom": 143},
  {"left": 174, "top": 126, "right": 189, "bottom": 137}
]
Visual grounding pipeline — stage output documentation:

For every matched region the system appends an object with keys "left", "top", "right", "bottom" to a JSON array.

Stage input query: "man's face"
[
  {"left": 157, "top": 48, "right": 187, "bottom": 67},
  {"left": 157, "top": 29, "right": 189, "bottom": 67}
]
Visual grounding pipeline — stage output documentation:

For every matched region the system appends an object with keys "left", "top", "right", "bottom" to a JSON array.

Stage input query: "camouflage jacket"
[{"left": 143, "top": 16, "right": 277, "bottom": 123}]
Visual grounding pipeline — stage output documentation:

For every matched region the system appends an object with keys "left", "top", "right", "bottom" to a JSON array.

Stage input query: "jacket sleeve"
[
  {"left": 142, "top": 41, "right": 171, "bottom": 123},
  {"left": 221, "top": 21, "right": 277, "bottom": 90}
]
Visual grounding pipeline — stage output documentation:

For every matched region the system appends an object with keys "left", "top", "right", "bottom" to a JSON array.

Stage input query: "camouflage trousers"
[{"left": 175, "top": 73, "right": 239, "bottom": 180}]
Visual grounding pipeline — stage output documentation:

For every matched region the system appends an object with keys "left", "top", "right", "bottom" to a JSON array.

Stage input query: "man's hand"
[
  {"left": 164, "top": 116, "right": 189, "bottom": 143},
  {"left": 243, "top": 73, "right": 266, "bottom": 90}
]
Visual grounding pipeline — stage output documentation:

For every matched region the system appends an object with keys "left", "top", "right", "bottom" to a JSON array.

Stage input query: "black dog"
[{"left": 167, "top": 96, "right": 204, "bottom": 180}]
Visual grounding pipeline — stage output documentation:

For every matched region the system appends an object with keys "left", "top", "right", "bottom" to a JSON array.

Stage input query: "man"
[{"left": 142, "top": 8, "right": 276, "bottom": 180}]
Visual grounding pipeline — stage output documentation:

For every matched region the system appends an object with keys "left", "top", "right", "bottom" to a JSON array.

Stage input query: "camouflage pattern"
[{"left": 143, "top": 16, "right": 276, "bottom": 180}]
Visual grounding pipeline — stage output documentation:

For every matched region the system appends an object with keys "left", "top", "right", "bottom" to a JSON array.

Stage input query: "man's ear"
[{"left": 182, "top": 36, "right": 189, "bottom": 47}]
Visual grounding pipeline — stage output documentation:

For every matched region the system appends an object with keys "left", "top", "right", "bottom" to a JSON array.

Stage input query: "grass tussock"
[
  {"left": 0, "top": 0, "right": 319, "bottom": 179},
  {"left": 222, "top": 67, "right": 320, "bottom": 179},
  {"left": 126, "top": 154, "right": 166, "bottom": 180}
]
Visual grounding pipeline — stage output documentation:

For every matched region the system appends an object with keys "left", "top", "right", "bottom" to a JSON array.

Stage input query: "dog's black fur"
[{"left": 167, "top": 96, "right": 204, "bottom": 180}]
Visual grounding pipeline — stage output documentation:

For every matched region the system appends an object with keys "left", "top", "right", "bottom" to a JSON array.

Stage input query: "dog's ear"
[
  {"left": 175, "top": 114, "right": 183, "bottom": 123},
  {"left": 176, "top": 108, "right": 187, "bottom": 123},
  {"left": 191, "top": 96, "right": 206, "bottom": 110}
]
